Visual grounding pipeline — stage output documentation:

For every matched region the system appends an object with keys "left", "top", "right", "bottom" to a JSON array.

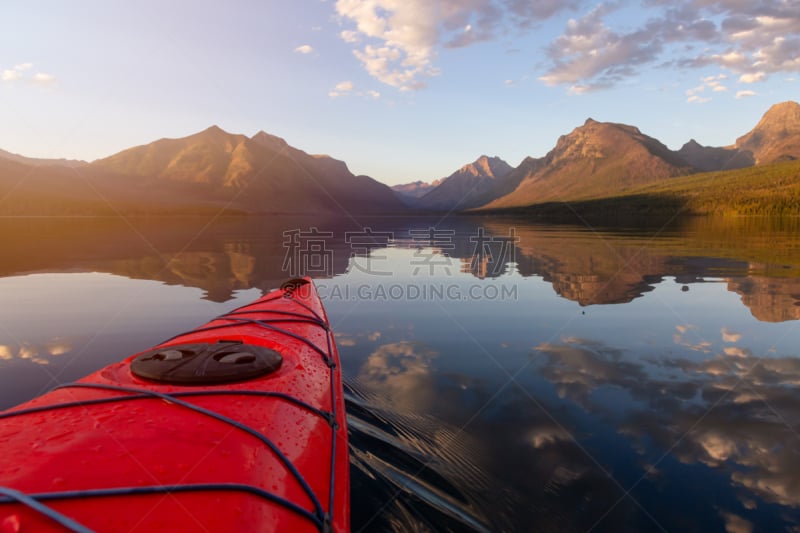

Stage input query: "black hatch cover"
[{"left": 130, "top": 341, "right": 283, "bottom": 385}]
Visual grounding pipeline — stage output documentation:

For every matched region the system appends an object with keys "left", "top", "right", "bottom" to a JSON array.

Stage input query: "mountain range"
[
  {"left": 411, "top": 155, "right": 514, "bottom": 211},
  {"left": 1, "top": 101, "right": 799, "bottom": 216},
  {"left": 391, "top": 179, "right": 442, "bottom": 203},
  {"left": 0, "top": 127, "right": 403, "bottom": 215},
  {"left": 396, "top": 101, "right": 800, "bottom": 211},
  {"left": 0, "top": 148, "right": 86, "bottom": 168}
]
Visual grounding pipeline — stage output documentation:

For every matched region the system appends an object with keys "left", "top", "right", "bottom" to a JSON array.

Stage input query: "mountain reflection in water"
[{"left": 0, "top": 215, "right": 799, "bottom": 531}]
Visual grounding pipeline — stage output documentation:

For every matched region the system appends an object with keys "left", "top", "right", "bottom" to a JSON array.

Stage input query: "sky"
[{"left": 1, "top": 0, "right": 799, "bottom": 185}]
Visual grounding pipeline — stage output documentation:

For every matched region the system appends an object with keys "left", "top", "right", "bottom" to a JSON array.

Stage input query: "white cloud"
[
  {"left": 539, "top": 4, "right": 662, "bottom": 91},
  {"left": 738, "top": 71, "right": 765, "bottom": 83},
  {"left": 720, "top": 511, "right": 754, "bottom": 533},
  {"left": 539, "top": 1, "right": 800, "bottom": 92},
  {"left": 335, "top": 81, "right": 354, "bottom": 91},
  {"left": 352, "top": 43, "right": 434, "bottom": 91},
  {"left": 0, "top": 345, "right": 12, "bottom": 361},
  {"left": 687, "top": 94, "right": 711, "bottom": 103},
  {"left": 721, "top": 327, "right": 741, "bottom": 343},
  {"left": 294, "top": 44, "right": 314, "bottom": 54},
  {"left": 724, "top": 347, "right": 751, "bottom": 358},
  {"left": 329, "top": 80, "right": 355, "bottom": 97},
  {"left": 335, "top": 1, "right": 800, "bottom": 93},
  {"left": 686, "top": 84, "right": 707, "bottom": 102},
  {"left": 684, "top": 73, "right": 728, "bottom": 102},
  {"left": 568, "top": 84, "right": 592, "bottom": 95},
  {"left": 329, "top": 80, "right": 382, "bottom": 99},
  {"left": 686, "top": 84, "right": 705, "bottom": 96},
  {"left": 1, "top": 69, "right": 21, "bottom": 81},
  {"left": 695, "top": 6, "right": 800, "bottom": 82},
  {"left": 528, "top": 426, "right": 571, "bottom": 448},
  {"left": 31, "top": 72, "right": 56, "bottom": 86},
  {"left": 736, "top": 89, "right": 757, "bottom": 98},
  {"left": 335, "top": 0, "right": 577, "bottom": 91},
  {"left": 340, "top": 30, "right": 359, "bottom": 43},
  {"left": 2, "top": 63, "right": 56, "bottom": 86},
  {"left": 2, "top": 62, "right": 34, "bottom": 82},
  {"left": 357, "top": 341, "right": 439, "bottom": 411},
  {"left": 703, "top": 74, "right": 728, "bottom": 92},
  {"left": 712, "top": 50, "right": 748, "bottom": 69}
]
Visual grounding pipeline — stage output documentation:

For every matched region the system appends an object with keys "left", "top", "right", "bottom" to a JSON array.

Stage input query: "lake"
[{"left": 1, "top": 215, "right": 799, "bottom": 532}]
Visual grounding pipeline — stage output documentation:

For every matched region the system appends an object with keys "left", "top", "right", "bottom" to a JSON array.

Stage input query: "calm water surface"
[{"left": 1, "top": 215, "right": 799, "bottom": 532}]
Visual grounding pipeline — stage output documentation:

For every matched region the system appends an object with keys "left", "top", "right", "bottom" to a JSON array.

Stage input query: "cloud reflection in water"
[{"left": 533, "top": 335, "right": 800, "bottom": 515}]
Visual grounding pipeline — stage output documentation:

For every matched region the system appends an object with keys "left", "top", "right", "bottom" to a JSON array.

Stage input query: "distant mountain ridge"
[
  {"left": 0, "top": 148, "right": 86, "bottom": 168},
  {"left": 2, "top": 100, "right": 799, "bottom": 216},
  {"left": 676, "top": 140, "right": 748, "bottom": 172},
  {"left": 734, "top": 101, "right": 800, "bottom": 165},
  {"left": 674, "top": 101, "right": 800, "bottom": 172},
  {"left": 419, "top": 100, "right": 800, "bottom": 212},
  {"left": 483, "top": 119, "right": 693, "bottom": 209},
  {"left": 412, "top": 155, "right": 513, "bottom": 210},
  {"left": 391, "top": 180, "right": 442, "bottom": 202},
  {"left": 92, "top": 126, "right": 252, "bottom": 186},
  {"left": 0, "top": 126, "right": 405, "bottom": 215}
]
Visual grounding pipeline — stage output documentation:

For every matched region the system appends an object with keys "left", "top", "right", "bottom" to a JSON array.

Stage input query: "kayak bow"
[{"left": 0, "top": 277, "right": 349, "bottom": 532}]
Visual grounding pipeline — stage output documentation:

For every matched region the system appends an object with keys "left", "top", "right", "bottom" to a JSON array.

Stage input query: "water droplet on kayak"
[
  {"left": 45, "top": 431, "right": 72, "bottom": 443},
  {"left": 1, "top": 514, "right": 21, "bottom": 533}
]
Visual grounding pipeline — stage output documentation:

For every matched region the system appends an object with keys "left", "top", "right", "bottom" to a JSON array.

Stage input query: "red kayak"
[{"left": 0, "top": 278, "right": 349, "bottom": 532}]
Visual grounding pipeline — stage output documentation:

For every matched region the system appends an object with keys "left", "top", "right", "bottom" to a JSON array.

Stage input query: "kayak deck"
[{"left": 0, "top": 278, "right": 349, "bottom": 532}]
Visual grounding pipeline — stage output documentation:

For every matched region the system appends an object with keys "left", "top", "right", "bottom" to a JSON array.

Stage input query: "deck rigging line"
[{"left": 0, "top": 288, "right": 341, "bottom": 533}]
